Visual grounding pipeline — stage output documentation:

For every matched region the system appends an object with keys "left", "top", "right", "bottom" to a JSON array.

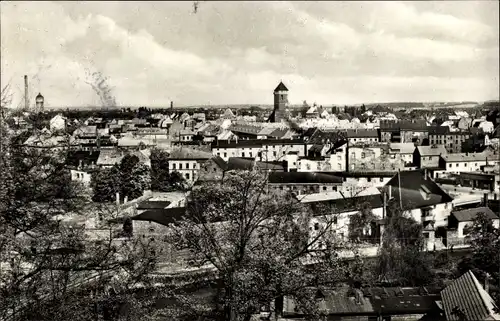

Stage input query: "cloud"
[{"left": 1, "top": 1, "right": 498, "bottom": 108}]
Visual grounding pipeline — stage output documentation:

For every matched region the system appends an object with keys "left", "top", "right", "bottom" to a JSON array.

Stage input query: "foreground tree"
[
  {"left": 91, "top": 154, "right": 150, "bottom": 202},
  {"left": 457, "top": 211, "right": 500, "bottom": 306},
  {"left": 0, "top": 122, "right": 157, "bottom": 320},
  {"left": 376, "top": 202, "right": 434, "bottom": 286},
  {"left": 170, "top": 170, "right": 346, "bottom": 321}
]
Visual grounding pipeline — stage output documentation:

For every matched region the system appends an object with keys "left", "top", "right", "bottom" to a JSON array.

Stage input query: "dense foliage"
[
  {"left": 90, "top": 154, "right": 150, "bottom": 202},
  {"left": 169, "top": 170, "right": 347, "bottom": 321},
  {"left": 457, "top": 211, "right": 500, "bottom": 307},
  {"left": 0, "top": 120, "right": 157, "bottom": 321},
  {"left": 376, "top": 202, "right": 434, "bottom": 286},
  {"left": 150, "top": 148, "right": 186, "bottom": 192}
]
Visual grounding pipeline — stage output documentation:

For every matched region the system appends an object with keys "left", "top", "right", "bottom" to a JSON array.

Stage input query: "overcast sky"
[{"left": 1, "top": 1, "right": 499, "bottom": 108}]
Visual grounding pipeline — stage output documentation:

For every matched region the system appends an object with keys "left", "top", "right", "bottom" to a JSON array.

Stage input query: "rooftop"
[
  {"left": 441, "top": 270, "right": 500, "bottom": 321},
  {"left": 417, "top": 145, "right": 447, "bottom": 156},
  {"left": 451, "top": 206, "right": 498, "bottom": 222}
]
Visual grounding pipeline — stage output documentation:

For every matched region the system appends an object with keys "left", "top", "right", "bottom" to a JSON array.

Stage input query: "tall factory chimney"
[
  {"left": 170, "top": 101, "right": 174, "bottom": 110},
  {"left": 24, "top": 75, "right": 29, "bottom": 110}
]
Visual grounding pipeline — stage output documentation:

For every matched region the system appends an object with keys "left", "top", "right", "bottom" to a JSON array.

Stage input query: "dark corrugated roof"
[
  {"left": 211, "top": 156, "right": 228, "bottom": 170},
  {"left": 451, "top": 207, "right": 498, "bottom": 222},
  {"left": 137, "top": 201, "right": 172, "bottom": 210},
  {"left": 268, "top": 172, "right": 342, "bottom": 184},
  {"left": 226, "top": 158, "right": 285, "bottom": 171},
  {"left": 441, "top": 270, "right": 499, "bottom": 321},
  {"left": 132, "top": 207, "right": 186, "bottom": 226},
  {"left": 346, "top": 129, "right": 379, "bottom": 138},
  {"left": 385, "top": 170, "right": 453, "bottom": 209},
  {"left": 66, "top": 150, "right": 100, "bottom": 167},
  {"left": 274, "top": 81, "right": 288, "bottom": 92}
]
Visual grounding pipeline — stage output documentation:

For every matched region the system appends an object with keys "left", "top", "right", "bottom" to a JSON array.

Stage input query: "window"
[
  {"left": 448, "top": 164, "right": 452, "bottom": 168},
  {"left": 186, "top": 163, "right": 190, "bottom": 169},
  {"left": 333, "top": 186, "right": 337, "bottom": 191},
  {"left": 333, "top": 217, "right": 338, "bottom": 225},
  {"left": 314, "top": 223, "right": 320, "bottom": 230},
  {"left": 217, "top": 152, "right": 220, "bottom": 156},
  {"left": 273, "top": 151, "right": 277, "bottom": 157},
  {"left": 249, "top": 152, "right": 252, "bottom": 157},
  {"left": 456, "top": 163, "right": 459, "bottom": 167},
  {"left": 242, "top": 152, "right": 245, "bottom": 157},
  {"left": 361, "top": 152, "right": 366, "bottom": 159},
  {"left": 172, "top": 163, "right": 176, "bottom": 170},
  {"left": 185, "top": 173, "right": 190, "bottom": 180},
  {"left": 179, "top": 163, "right": 183, "bottom": 170},
  {"left": 380, "top": 177, "right": 384, "bottom": 182},
  {"left": 323, "top": 186, "right": 327, "bottom": 191},
  {"left": 224, "top": 152, "right": 227, "bottom": 158}
]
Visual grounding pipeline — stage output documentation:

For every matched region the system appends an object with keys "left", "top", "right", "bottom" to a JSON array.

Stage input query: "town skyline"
[{"left": 1, "top": 1, "right": 499, "bottom": 108}]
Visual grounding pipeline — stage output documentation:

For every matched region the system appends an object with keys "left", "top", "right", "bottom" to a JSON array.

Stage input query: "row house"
[
  {"left": 347, "top": 142, "right": 405, "bottom": 173},
  {"left": 413, "top": 145, "right": 447, "bottom": 173},
  {"left": 167, "top": 148, "right": 213, "bottom": 184},
  {"left": 267, "top": 171, "right": 343, "bottom": 195},
  {"left": 211, "top": 138, "right": 309, "bottom": 162},
  {"left": 388, "top": 142, "right": 415, "bottom": 166},
  {"left": 345, "top": 128, "right": 379, "bottom": 144},
  {"left": 380, "top": 120, "right": 428, "bottom": 144},
  {"left": 438, "top": 152, "right": 492, "bottom": 175},
  {"left": 428, "top": 126, "right": 484, "bottom": 153},
  {"left": 292, "top": 141, "right": 348, "bottom": 173}
]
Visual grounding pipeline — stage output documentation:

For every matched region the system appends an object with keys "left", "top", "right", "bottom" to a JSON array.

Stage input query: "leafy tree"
[
  {"left": 457, "top": 212, "right": 500, "bottom": 306},
  {"left": 169, "top": 170, "right": 346, "bottom": 321},
  {"left": 348, "top": 203, "right": 378, "bottom": 244},
  {"left": 90, "top": 165, "right": 121, "bottom": 202},
  {"left": 150, "top": 148, "right": 171, "bottom": 192},
  {"left": 0, "top": 124, "right": 157, "bottom": 321},
  {"left": 91, "top": 154, "right": 150, "bottom": 202},
  {"left": 376, "top": 203, "right": 434, "bottom": 286}
]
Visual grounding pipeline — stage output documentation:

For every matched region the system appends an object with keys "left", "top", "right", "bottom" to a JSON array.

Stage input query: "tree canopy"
[{"left": 169, "top": 170, "right": 347, "bottom": 320}]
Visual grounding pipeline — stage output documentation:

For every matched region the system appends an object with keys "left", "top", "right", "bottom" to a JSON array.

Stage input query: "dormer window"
[{"left": 419, "top": 185, "right": 431, "bottom": 200}]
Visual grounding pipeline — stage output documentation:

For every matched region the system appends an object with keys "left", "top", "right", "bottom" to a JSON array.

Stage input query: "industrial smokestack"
[
  {"left": 24, "top": 75, "right": 29, "bottom": 110},
  {"left": 170, "top": 101, "right": 173, "bottom": 109}
]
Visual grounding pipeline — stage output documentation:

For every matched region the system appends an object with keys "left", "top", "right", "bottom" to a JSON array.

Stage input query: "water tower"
[{"left": 35, "top": 93, "right": 44, "bottom": 112}]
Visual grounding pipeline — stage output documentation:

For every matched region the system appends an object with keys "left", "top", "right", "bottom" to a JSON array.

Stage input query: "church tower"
[{"left": 269, "top": 81, "right": 288, "bottom": 123}]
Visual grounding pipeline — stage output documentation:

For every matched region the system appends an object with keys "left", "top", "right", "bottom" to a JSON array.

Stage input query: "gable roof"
[
  {"left": 385, "top": 170, "right": 453, "bottom": 209},
  {"left": 168, "top": 147, "right": 212, "bottom": 160},
  {"left": 226, "top": 157, "right": 285, "bottom": 171},
  {"left": 441, "top": 270, "right": 500, "bottom": 321},
  {"left": 346, "top": 129, "right": 379, "bottom": 138},
  {"left": 441, "top": 152, "right": 490, "bottom": 163},
  {"left": 417, "top": 145, "right": 447, "bottom": 156},
  {"left": 268, "top": 172, "right": 342, "bottom": 184},
  {"left": 451, "top": 207, "right": 498, "bottom": 222},
  {"left": 132, "top": 207, "right": 186, "bottom": 226},
  {"left": 389, "top": 143, "right": 416, "bottom": 155},
  {"left": 274, "top": 81, "right": 288, "bottom": 92}
]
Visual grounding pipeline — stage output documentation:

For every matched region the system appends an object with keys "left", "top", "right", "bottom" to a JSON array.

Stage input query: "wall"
[
  {"left": 168, "top": 159, "right": 203, "bottom": 183},
  {"left": 419, "top": 155, "right": 441, "bottom": 169},
  {"left": 70, "top": 169, "right": 92, "bottom": 185},
  {"left": 445, "top": 160, "right": 487, "bottom": 174}
]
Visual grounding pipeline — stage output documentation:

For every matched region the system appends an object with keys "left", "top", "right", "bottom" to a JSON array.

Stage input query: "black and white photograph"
[{"left": 1, "top": 1, "right": 499, "bottom": 320}]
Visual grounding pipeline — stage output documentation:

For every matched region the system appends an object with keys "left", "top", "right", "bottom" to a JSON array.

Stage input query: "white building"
[{"left": 49, "top": 114, "right": 67, "bottom": 132}]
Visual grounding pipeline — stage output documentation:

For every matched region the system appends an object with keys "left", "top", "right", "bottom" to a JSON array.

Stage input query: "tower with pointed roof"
[{"left": 269, "top": 81, "right": 288, "bottom": 123}]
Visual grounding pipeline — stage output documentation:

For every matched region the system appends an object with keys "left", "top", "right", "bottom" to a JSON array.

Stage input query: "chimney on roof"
[{"left": 24, "top": 75, "right": 29, "bottom": 110}]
